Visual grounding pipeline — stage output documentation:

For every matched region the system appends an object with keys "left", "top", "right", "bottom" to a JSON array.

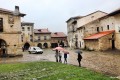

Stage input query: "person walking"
[
  {"left": 55, "top": 49, "right": 59, "bottom": 62},
  {"left": 77, "top": 53, "right": 82, "bottom": 67},
  {"left": 58, "top": 51, "right": 62, "bottom": 63},
  {"left": 64, "top": 53, "right": 68, "bottom": 64},
  {"left": 22, "top": 46, "right": 24, "bottom": 52}
]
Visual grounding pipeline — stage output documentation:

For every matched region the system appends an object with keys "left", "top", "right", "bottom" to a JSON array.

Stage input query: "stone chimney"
[
  {"left": 38, "top": 29, "right": 41, "bottom": 32},
  {"left": 13, "top": 6, "right": 20, "bottom": 16}
]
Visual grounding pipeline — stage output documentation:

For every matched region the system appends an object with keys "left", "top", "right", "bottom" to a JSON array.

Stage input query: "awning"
[{"left": 84, "top": 30, "right": 115, "bottom": 40}]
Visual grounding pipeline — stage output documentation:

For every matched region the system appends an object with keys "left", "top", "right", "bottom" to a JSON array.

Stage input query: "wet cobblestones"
[{"left": 0, "top": 48, "right": 120, "bottom": 77}]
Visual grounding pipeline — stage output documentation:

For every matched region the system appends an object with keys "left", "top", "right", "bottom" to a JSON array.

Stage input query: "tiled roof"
[
  {"left": 107, "top": 8, "right": 120, "bottom": 16},
  {"left": 34, "top": 29, "right": 51, "bottom": 34},
  {"left": 84, "top": 30, "right": 115, "bottom": 40},
  {"left": 51, "top": 32, "right": 67, "bottom": 38},
  {"left": 66, "top": 16, "right": 83, "bottom": 22},
  {"left": 21, "top": 22, "right": 34, "bottom": 26}
]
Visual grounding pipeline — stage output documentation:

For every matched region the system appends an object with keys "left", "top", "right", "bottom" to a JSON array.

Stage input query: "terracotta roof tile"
[
  {"left": 51, "top": 32, "right": 67, "bottom": 38},
  {"left": 84, "top": 30, "right": 115, "bottom": 40}
]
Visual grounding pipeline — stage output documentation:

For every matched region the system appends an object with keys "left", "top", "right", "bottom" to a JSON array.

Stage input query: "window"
[
  {"left": 118, "top": 27, "right": 120, "bottom": 32},
  {"left": 27, "top": 27, "right": 30, "bottom": 31},
  {"left": 38, "top": 36, "right": 40, "bottom": 41},
  {"left": 21, "top": 35, "right": 23, "bottom": 42},
  {"left": 44, "top": 36, "right": 46, "bottom": 40},
  {"left": 22, "top": 27, "right": 24, "bottom": 31},
  {"left": 97, "top": 27, "right": 99, "bottom": 32},
  {"left": 0, "top": 18, "right": 3, "bottom": 32},
  {"left": 107, "top": 25, "right": 109, "bottom": 30},
  {"left": 30, "top": 35, "right": 33, "bottom": 42},
  {"left": 101, "top": 27, "right": 103, "bottom": 31}
]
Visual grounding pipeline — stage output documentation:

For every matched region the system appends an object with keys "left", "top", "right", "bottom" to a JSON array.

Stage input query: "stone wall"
[
  {"left": 114, "top": 14, "right": 120, "bottom": 50},
  {"left": 77, "top": 11, "right": 107, "bottom": 28},
  {"left": 0, "top": 13, "right": 22, "bottom": 54},
  {"left": 115, "top": 33, "right": 120, "bottom": 49},
  {"left": 84, "top": 39, "right": 99, "bottom": 51},
  {"left": 34, "top": 34, "right": 51, "bottom": 48},
  {"left": 99, "top": 34, "right": 113, "bottom": 51}
]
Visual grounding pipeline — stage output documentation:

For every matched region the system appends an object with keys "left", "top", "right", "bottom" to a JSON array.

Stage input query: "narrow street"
[{"left": 0, "top": 48, "right": 120, "bottom": 77}]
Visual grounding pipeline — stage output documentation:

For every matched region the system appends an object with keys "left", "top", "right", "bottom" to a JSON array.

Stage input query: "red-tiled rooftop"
[
  {"left": 51, "top": 32, "right": 67, "bottom": 38},
  {"left": 84, "top": 30, "right": 115, "bottom": 40},
  {"left": 34, "top": 29, "right": 51, "bottom": 34}
]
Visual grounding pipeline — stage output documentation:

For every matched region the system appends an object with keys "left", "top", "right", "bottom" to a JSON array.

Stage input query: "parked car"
[{"left": 28, "top": 47, "right": 43, "bottom": 54}]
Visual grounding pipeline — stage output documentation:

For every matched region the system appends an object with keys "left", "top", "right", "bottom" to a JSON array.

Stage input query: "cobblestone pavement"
[{"left": 0, "top": 48, "right": 120, "bottom": 77}]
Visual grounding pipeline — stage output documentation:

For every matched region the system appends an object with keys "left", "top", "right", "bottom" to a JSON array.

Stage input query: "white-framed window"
[
  {"left": 38, "top": 36, "right": 40, "bottom": 40},
  {"left": 22, "top": 27, "right": 24, "bottom": 31},
  {"left": 44, "top": 36, "right": 46, "bottom": 40},
  {"left": 27, "top": 27, "right": 30, "bottom": 31}
]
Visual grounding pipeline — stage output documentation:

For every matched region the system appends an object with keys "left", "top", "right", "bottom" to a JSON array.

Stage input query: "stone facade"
[
  {"left": 84, "top": 10, "right": 120, "bottom": 51},
  {"left": 0, "top": 6, "right": 26, "bottom": 56},
  {"left": 76, "top": 11, "right": 107, "bottom": 49},
  {"left": 85, "top": 33, "right": 114, "bottom": 51},
  {"left": 114, "top": 14, "right": 120, "bottom": 49},
  {"left": 66, "top": 16, "right": 82, "bottom": 48},
  {"left": 34, "top": 29, "right": 51, "bottom": 48},
  {"left": 51, "top": 32, "right": 67, "bottom": 48},
  {"left": 21, "top": 22, "right": 34, "bottom": 50}
]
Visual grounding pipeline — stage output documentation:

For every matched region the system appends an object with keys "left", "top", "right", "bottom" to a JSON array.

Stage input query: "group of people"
[
  {"left": 55, "top": 49, "right": 82, "bottom": 67},
  {"left": 55, "top": 49, "right": 68, "bottom": 64}
]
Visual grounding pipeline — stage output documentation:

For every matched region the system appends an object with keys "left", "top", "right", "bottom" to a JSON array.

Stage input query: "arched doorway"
[
  {"left": 43, "top": 43, "right": 48, "bottom": 48},
  {"left": 59, "top": 41, "right": 64, "bottom": 47},
  {"left": 37, "top": 43, "right": 42, "bottom": 48},
  {"left": 51, "top": 43, "right": 58, "bottom": 48},
  {"left": 24, "top": 42, "right": 30, "bottom": 50},
  {"left": 0, "top": 39, "right": 7, "bottom": 57}
]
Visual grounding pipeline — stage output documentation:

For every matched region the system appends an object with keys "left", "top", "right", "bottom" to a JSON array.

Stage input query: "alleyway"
[{"left": 0, "top": 48, "right": 120, "bottom": 77}]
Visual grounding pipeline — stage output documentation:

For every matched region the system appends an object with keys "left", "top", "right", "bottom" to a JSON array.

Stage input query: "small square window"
[
  {"left": 22, "top": 27, "right": 24, "bottom": 31},
  {"left": 27, "top": 27, "right": 30, "bottom": 31}
]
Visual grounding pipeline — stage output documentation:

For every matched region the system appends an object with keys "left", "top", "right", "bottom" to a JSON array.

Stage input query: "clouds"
[{"left": 0, "top": 0, "right": 120, "bottom": 34}]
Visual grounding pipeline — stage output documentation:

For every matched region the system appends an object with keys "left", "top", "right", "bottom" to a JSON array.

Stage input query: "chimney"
[
  {"left": 38, "top": 29, "right": 41, "bottom": 32},
  {"left": 13, "top": 6, "right": 20, "bottom": 16},
  {"left": 54, "top": 32, "right": 57, "bottom": 34}
]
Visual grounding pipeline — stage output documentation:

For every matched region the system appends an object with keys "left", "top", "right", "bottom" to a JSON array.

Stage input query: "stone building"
[
  {"left": 66, "top": 11, "right": 107, "bottom": 49},
  {"left": 51, "top": 32, "right": 67, "bottom": 48},
  {"left": 34, "top": 29, "right": 51, "bottom": 48},
  {"left": 83, "top": 9, "right": 120, "bottom": 51},
  {"left": 0, "top": 6, "right": 26, "bottom": 56},
  {"left": 21, "top": 22, "right": 34, "bottom": 50},
  {"left": 84, "top": 30, "right": 115, "bottom": 51},
  {"left": 66, "top": 16, "right": 82, "bottom": 48},
  {"left": 77, "top": 11, "right": 107, "bottom": 49}
]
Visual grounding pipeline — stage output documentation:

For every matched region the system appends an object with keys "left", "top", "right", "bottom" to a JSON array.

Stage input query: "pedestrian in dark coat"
[
  {"left": 64, "top": 53, "right": 67, "bottom": 64},
  {"left": 77, "top": 53, "right": 82, "bottom": 67},
  {"left": 22, "top": 46, "right": 24, "bottom": 52},
  {"left": 55, "top": 50, "right": 59, "bottom": 62}
]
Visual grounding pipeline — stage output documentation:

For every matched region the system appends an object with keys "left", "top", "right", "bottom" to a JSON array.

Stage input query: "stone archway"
[
  {"left": 43, "top": 43, "right": 48, "bottom": 48},
  {"left": 24, "top": 42, "right": 30, "bottom": 50},
  {"left": 0, "top": 39, "right": 7, "bottom": 57},
  {"left": 59, "top": 41, "right": 64, "bottom": 47},
  {"left": 37, "top": 43, "right": 42, "bottom": 48}
]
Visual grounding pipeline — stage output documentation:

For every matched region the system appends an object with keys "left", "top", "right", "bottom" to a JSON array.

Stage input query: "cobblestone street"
[{"left": 0, "top": 48, "right": 120, "bottom": 77}]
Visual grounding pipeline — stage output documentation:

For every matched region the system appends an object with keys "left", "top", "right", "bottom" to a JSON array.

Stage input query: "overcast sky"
[{"left": 0, "top": 0, "right": 120, "bottom": 34}]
